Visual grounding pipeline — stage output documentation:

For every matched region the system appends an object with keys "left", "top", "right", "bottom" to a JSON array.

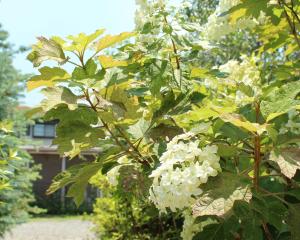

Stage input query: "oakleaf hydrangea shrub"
[{"left": 26, "top": 0, "right": 300, "bottom": 239}]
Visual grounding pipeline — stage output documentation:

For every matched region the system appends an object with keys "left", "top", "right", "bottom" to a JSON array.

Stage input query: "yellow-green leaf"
[
  {"left": 174, "top": 108, "right": 218, "bottom": 129},
  {"left": 40, "top": 87, "right": 78, "bottom": 111},
  {"left": 229, "top": 8, "right": 247, "bottom": 24},
  {"left": 0, "top": 121, "right": 13, "bottom": 133},
  {"left": 190, "top": 68, "right": 209, "bottom": 78},
  {"left": 27, "top": 67, "right": 70, "bottom": 91},
  {"left": 66, "top": 29, "right": 105, "bottom": 53},
  {"left": 95, "top": 32, "right": 135, "bottom": 52},
  {"left": 98, "top": 55, "right": 128, "bottom": 68},
  {"left": 98, "top": 81, "right": 142, "bottom": 124},
  {"left": 266, "top": 105, "right": 300, "bottom": 122},
  {"left": 220, "top": 113, "right": 266, "bottom": 134},
  {"left": 27, "top": 37, "right": 68, "bottom": 67}
]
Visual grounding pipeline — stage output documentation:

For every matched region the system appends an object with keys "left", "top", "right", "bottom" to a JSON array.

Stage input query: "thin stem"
[
  {"left": 163, "top": 16, "right": 181, "bottom": 71},
  {"left": 253, "top": 101, "right": 261, "bottom": 190},
  {"left": 163, "top": 14, "right": 181, "bottom": 88},
  {"left": 71, "top": 51, "right": 81, "bottom": 60},
  {"left": 279, "top": 0, "right": 300, "bottom": 49},
  {"left": 242, "top": 139, "right": 255, "bottom": 150},
  {"left": 79, "top": 55, "right": 85, "bottom": 69},
  {"left": 171, "top": 37, "right": 180, "bottom": 70},
  {"left": 84, "top": 90, "right": 149, "bottom": 166},
  {"left": 254, "top": 135, "right": 261, "bottom": 189},
  {"left": 115, "top": 126, "right": 146, "bottom": 160},
  {"left": 67, "top": 60, "right": 82, "bottom": 68},
  {"left": 102, "top": 119, "right": 146, "bottom": 165},
  {"left": 168, "top": 55, "right": 181, "bottom": 88},
  {"left": 101, "top": 151, "right": 126, "bottom": 164},
  {"left": 262, "top": 222, "right": 273, "bottom": 240},
  {"left": 241, "top": 148, "right": 254, "bottom": 154},
  {"left": 262, "top": 192, "right": 286, "bottom": 196},
  {"left": 92, "top": 90, "right": 147, "bottom": 163},
  {"left": 283, "top": 0, "right": 300, "bottom": 25},
  {"left": 259, "top": 174, "right": 283, "bottom": 178},
  {"left": 259, "top": 188, "right": 290, "bottom": 205}
]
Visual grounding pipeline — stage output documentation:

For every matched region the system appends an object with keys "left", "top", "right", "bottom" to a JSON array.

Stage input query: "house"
[{"left": 22, "top": 118, "right": 100, "bottom": 213}]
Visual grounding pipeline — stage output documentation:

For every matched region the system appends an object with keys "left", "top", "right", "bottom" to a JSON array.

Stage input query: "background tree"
[{"left": 0, "top": 23, "right": 40, "bottom": 237}]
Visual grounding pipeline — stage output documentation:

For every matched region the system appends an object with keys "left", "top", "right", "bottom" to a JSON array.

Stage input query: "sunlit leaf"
[
  {"left": 220, "top": 113, "right": 267, "bottom": 134},
  {"left": 66, "top": 29, "right": 105, "bottom": 53},
  {"left": 27, "top": 67, "right": 70, "bottom": 91},
  {"left": 95, "top": 32, "right": 135, "bottom": 52},
  {"left": 127, "top": 118, "right": 151, "bottom": 139},
  {"left": 40, "top": 87, "right": 78, "bottom": 111},
  {"left": 0, "top": 121, "right": 13, "bottom": 133},
  {"left": 261, "top": 81, "right": 300, "bottom": 119},
  {"left": 98, "top": 55, "right": 128, "bottom": 68},
  {"left": 27, "top": 37, "right": 68, "bottom": 67},
  {"left": 72, "top": 59, "right": 97, "bottom": 80},
  {"left": 270, "top": 148, "right": 300, "bottom": 179},
  {"left": 193, "top": 172, "right": 252, "bottom": 217}
]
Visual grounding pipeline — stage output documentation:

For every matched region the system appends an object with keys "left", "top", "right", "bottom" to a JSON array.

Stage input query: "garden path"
[{"left": 2, "top": 219, "right": 96, "bottom": 240}]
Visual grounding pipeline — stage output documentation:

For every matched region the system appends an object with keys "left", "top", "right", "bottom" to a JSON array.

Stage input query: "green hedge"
[{"left": 90, "top": 173, "right": 182, "bottom": 240}]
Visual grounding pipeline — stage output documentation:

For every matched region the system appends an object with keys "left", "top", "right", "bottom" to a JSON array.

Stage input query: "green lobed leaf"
[
  {"left": 27, "top": 67, "right": 70, "bottom": 91},
  {"left": 288, "top": 204, "right": 300, "bottom": 240},
  {"left": 261, "top": 81, "right": 300, "bottom": 120},
  {"left": 40, "top": 87, "right": 78, "bottom": 111},
  {"left": 193, "top": 172, "right": 252, "bottom": 218},
  {"left": 47, "top": 162, "right": 102, "bottom": 206},
  {"left": 220, "top": 113, "right": 267, "bottom": 134},
  {"left": 66, "top": 162, "right": 102, "bottom": 206},
  {"left": 127, "top": 118, "right": 151, "bottom": 139},
  {"left": 226, "top": 0, "right": 271, "bottom": 23},
  {"left": 216, "top": 144, "right": 238, "bottom": 157},
  {"left": 270, "top": 148, "right": 300, "bottom": 179},
  {"left": 72, "top": 59, "right": 98, "bottom": 80},
  {"left": 44, "top": 105, "right": 104, "bottom": 155}
]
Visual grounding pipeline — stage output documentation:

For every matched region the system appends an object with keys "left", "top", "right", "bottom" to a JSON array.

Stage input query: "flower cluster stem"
[{"left": 253, "top": 101, "right": 261, "bottom": 191}]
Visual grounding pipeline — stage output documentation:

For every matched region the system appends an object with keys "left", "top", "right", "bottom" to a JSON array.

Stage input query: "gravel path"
[{"left": 2, "top": 219, "right": 96, "bottom": 240}]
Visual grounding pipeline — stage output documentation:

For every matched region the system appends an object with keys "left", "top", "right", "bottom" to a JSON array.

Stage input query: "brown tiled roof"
[{"left": 17, "top": 105, "right": 32, "bottom": 111}]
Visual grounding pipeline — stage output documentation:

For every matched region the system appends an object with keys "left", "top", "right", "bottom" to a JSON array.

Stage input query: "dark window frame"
[{"left": 32, "top": 123, "right": 56, "bottom": 138}]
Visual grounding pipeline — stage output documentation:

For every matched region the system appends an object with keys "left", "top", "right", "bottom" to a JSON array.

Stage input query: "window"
[
  {"left": 33, "top": 123, "right": 56, "bottom": 138},
  {"left": 26, "top": 125, "right": 31, "bottom": 136}
]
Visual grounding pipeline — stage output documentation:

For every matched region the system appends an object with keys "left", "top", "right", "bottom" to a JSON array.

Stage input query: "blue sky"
[{"left": 0, "top": 0, "right": 137, "bottom": 106}]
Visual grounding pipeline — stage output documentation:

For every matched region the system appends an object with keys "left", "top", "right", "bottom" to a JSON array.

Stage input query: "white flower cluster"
[
  {"left": 182, "top": 1, "right": 192, "bottom": 9},
  {"left": 134, "top": 0, "right": 196, "bottom": 42},
  {"left": 216, "top": 56, "right": 261, "bottom": 105},
  {"left": 149, "top": 133, "right": 221, "bottom": 212},
  {"left": 135, "top": 0, "right": 166, "bottom": 31},
  {"left": 219, "top": 56, "right": 260, "bottom": 84},
  {"left": 279, "top": 109, "right": 300, "bottom": 135},
  {"left": 203, "top": 0, "right": 266, "bottom": 41}
]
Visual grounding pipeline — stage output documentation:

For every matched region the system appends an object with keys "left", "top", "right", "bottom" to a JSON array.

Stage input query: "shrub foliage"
[{"left": 27, "top": 0, "right": 300, "bottom": 239}]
